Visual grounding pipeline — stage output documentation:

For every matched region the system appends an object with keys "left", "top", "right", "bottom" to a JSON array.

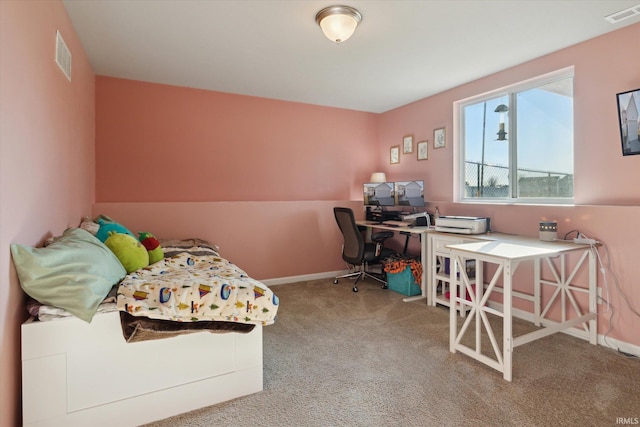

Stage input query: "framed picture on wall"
[
  {"left": 417, "top": 141, "right": 428, "bottom": 160},
  {"left": 617, "top": 88, "right": 640, "bottom": 156},
  {"left": 390, "top": 145, "right": 400, "bottom": 164},
  {"left": 403, "top": 135, "right": 413, "bottom": 154},
  {"left": 434, "top": 127, "right": 446, "bottom": 148}
]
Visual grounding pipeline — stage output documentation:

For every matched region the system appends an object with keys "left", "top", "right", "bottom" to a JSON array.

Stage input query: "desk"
[
  {"left": 446, "top": 235, "right": 597, "bottom": 381},
  {"left": 356, "top": 221, "right": 430, "bottom": 303}
]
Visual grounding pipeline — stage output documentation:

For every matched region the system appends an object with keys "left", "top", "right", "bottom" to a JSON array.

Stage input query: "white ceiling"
[{"left": 62, "top": 0, "right": 640, "bottom": 113}]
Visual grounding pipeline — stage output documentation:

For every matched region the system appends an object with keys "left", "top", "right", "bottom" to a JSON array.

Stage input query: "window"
[{"left": 456, "top": 68, "right": 574, "bottom": 203}]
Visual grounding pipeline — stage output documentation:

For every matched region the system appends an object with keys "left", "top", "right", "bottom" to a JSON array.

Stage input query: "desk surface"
[
  {"left": 357, "top": 220, "right": 431, "bottom": 234},
  {"left": 446, "top": 233, "right": 593, "bottom": 261},
  {"left": 358, "top": 221, "right": 595, "bottom": 258}
]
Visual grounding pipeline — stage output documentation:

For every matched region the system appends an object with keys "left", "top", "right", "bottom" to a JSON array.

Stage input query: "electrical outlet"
[{"left": 574, "top": 236, "right": 597, "bottom": 245}]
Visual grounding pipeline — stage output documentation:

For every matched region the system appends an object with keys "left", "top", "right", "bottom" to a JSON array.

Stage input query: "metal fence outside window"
[{"left": 464, "top": 161, "right": 573, "bottom": 198}]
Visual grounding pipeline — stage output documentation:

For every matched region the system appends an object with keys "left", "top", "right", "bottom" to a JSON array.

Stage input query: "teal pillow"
[
  {"left": 95, "top": 218, "right": 134, "bottom": 243},
  {"left": 11, "top": 228, "right": 127, "bottom": 322}
]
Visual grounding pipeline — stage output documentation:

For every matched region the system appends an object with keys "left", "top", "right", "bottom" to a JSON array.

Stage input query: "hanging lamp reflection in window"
[{"left": 495, "top": 104, "right": 509, "bottom": 141}]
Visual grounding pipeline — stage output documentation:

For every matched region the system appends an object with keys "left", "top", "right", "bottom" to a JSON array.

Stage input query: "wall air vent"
[
  {"left": 55, "top": 30, "right": 72, "bottom": 81},
  {"left": 604, "top": 3, "right": 640, "bottom": 24}
]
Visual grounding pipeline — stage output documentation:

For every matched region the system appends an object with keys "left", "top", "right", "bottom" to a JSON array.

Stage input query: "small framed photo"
[
  {"left": 434, "top": 127, "right": 446, "bottom": 149},
  {"left": 390, "top": 145, "right": 400, "bottom": 164},
  {"left": 417, "top": 140, "right": 428, "bottom": 160},
  {"left": 402, "top": 135, "right": 413, "bottom": 154},
  {"left": 617, "top": 87, "right": 640, "bottom": 156}
]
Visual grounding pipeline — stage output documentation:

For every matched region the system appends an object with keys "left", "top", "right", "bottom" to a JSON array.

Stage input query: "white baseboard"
[
  {"left": 598, "top": 334, "right": 640, "bottom": 357},
  {"left": 261, "top": 270, "right": 347, "bottom": 287}
]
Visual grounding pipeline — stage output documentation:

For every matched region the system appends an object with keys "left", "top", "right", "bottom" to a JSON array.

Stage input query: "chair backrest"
[{"left": 333, "top": 207, "right": 364, "bottom": 265}]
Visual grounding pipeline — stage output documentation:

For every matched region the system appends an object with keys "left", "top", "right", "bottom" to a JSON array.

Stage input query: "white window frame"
[{"left": 453, "top": 67, "right": 575, "bottom": 205}]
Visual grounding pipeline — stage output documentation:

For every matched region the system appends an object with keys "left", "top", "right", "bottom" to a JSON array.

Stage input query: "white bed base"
[{"left": 22, "top": 311, "right": 263, "bottom": 426}]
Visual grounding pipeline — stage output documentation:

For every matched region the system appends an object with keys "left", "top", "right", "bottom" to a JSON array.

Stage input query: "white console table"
[
  {"left": 446, "top": 235, "right": 598, "bottom": 381},
  {"left": 355, "top": 224, "right": 598, "bottom": 380},
  {"left": 428, "top": 232, "right": 489, "bottom": 314}
]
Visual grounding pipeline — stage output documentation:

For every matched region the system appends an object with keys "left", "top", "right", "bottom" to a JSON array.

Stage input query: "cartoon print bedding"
[{"left": 116, "top": 252, "right": 279, "bottom": 326}]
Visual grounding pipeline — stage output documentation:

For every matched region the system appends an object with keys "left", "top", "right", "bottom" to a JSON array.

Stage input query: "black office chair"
[{"left": 333, "top": 207, "right": 396, "bottom": 292}]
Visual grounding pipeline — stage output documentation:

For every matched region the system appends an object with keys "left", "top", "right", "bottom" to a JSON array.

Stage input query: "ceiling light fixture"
[{"left": 315, "top": 5, "right": 362, "bottom": 44}]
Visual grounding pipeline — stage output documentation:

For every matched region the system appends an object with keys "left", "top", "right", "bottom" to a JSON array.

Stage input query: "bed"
[{"left": 15, "top": 230, "right": 278, "bottom": 427}]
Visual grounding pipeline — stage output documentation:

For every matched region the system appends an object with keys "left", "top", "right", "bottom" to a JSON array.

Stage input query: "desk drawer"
[{"left": 433, "top": 235, "right": 466, "bottom": 253}]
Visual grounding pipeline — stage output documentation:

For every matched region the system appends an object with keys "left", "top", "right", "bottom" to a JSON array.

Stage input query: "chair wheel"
[
  {"left": 333, "top": 279, "right": 339, "bottom": 284},
  {"left": 381, "top": 284, "right": 388, "bottom": 289},
  {"left": 352, "top": 286, "right": 358, "bottom": 292}
]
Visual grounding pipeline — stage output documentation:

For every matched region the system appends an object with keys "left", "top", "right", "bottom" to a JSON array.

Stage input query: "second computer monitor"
[{"left": 395, "top": 180, "right": 425, "bottom": 207}]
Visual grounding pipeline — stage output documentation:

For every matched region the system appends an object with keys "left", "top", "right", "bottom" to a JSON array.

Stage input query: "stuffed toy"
[
  {"left": 139, "top": 232, "right": 164, "bottom": 265},
  {"left": 104, "top": 232, "right": 149, "bottom": 273},
  {"left": 95, "top": 218, "right": 135, "bottom": 243}
]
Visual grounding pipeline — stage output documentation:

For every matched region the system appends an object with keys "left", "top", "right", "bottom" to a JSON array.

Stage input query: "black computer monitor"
[
  {"left": 363, "top": 182, "right": 395, "bottom": 206},
  {"left": 394, "top": 180, "right": 425, "bottom": 207}
]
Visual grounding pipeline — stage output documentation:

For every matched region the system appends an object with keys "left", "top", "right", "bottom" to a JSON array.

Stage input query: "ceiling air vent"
[
  {"left": 55, "top": 30, "right": 72, "bottom": 81},
  {"left": 604, "top": 3, "right": 640, "bottom": 24}
]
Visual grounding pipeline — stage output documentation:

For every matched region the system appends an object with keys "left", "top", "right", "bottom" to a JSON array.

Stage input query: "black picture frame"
[{"left": 616, "top": 88, "right": 640, "bottom": 156}]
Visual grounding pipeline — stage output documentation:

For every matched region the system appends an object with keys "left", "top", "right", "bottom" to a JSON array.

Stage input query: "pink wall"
[
  {"left": 92, "top": 200, "right": 363, "bottom": 281},
  {"left": 378, "top": 23, "right": 640, "bottom": 206},
  {"left": 377, "top": 23, "right": 640, "bottom": 348},
  {"left": 94, "top": 78, "right": 380, "bottom": 284},
  {"left": 96, "top": 77, "right": 379, "bottom": 202},
  {"left": 0, "top": 1, "right": 95, "bottom": 425}
]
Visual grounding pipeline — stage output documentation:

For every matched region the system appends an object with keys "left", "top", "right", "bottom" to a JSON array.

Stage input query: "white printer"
[{"left": 435, "top": 216, "right": 489, "bottom": 234}]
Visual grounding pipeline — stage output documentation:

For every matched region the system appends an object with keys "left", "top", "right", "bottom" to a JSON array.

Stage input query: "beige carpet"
[{"left": 144, "top": 278, "right": 639, "bottom": 427}]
